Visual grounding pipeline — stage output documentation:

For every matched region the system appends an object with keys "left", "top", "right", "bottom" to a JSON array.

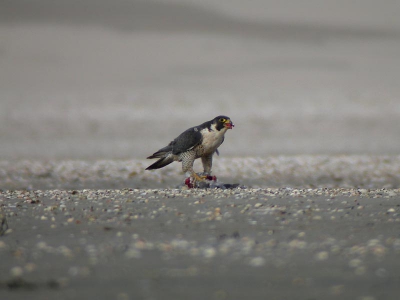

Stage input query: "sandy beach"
[
  {"left": 1, "top": 158, "right": 400, "bottom": 299},
  {"left": 1, "top": 184, "right": 400, "bottom": 300},
  {"left": 1, "top": 1, "right": 400, "bottom": 299}
]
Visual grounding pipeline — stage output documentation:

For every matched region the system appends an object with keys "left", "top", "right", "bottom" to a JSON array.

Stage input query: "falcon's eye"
[{"left": 219, "top": 118, "right": 226, "bottom": 123}]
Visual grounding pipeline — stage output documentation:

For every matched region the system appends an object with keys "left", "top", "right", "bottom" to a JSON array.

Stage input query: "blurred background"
[{"left": 1, "top": 0, "right": 400, "bottom": 160}]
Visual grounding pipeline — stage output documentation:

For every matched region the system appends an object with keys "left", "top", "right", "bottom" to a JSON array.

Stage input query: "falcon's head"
[{"left": 213, "top": 116, "right": 234, "bottom": 131}]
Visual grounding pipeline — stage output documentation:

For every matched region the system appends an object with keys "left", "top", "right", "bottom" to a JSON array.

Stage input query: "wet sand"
[
  {"left": 1, "top": 157, "right": 400, "bottom": 299},
  {"left": 1, "top": 186, "right": 400, "bottom": 300}
]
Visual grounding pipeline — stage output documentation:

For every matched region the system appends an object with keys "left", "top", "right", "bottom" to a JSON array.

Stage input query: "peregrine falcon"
[{"left": 146, "top": 116, "right": 234, "bottom": 184}]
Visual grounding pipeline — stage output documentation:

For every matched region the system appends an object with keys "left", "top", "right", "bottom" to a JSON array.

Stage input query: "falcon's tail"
[
  {"left": 146, "top": 155, "right": 174, "bottom": 170},
  {"left": 146, "top": 145, "right": 172, "bottom": 159},
  {"left": 146, "top": 152, "right": 174, "bottom": 170}
]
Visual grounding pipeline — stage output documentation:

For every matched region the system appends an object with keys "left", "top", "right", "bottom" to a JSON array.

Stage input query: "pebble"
[
  {"left": 0, "top": 241, "right": 7, "bottom": 249},
  {"left": 249, "top": 256, "right": 266, "bottom": 267},
  {"left": 298, "top": 232, "right": 306, "bottom": 238},
  {"left": 203, "top": 247, "right": 217, "bottom": 258},
  {"left": 24, "top": 263, "right": 37, "bottom": 272},
  {"left": 349, "top": 259, "right": 363, "bottom": 268},
  {"left": 288, "top": 239, "right": 307, "bottom": 249},
  {"left": 315, "top": 251, "right": 329, "bottom": 261},
  {"left": 125, "top": 249, "right": 142, "bottom": 259},
  {"left": 10, "top": 266, "right": 24, "bottom": 277}
]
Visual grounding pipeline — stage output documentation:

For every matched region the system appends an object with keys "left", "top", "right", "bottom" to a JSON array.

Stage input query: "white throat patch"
[{"left": 200, "top": 123, "right": 227, "bottom": 153}]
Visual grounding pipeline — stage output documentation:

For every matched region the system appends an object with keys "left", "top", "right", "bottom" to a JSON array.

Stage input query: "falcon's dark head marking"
[{"left": 213, "top": 115, "right": 234, "bottom": 131}]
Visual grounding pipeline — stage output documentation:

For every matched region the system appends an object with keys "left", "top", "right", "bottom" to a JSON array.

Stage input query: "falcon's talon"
[
  {"left": 146, "top": 116, "right": 234, "bottom": 185},
  {"left": 192, "top": 173, "right": 207, "bottom": 182}
]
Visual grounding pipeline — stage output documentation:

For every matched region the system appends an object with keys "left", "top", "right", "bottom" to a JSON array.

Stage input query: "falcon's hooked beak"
[{"left": 224, "top": 119, "right": 234, "bottom": 129}]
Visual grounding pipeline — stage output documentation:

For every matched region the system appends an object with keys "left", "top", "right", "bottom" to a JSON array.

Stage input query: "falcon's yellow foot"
[{"left": 192, "top": 172, "right": 207, "bottom": 182}]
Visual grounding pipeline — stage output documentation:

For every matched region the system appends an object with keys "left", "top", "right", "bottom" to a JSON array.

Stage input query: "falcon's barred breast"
[{"left": 146, "top": 116, "right": 234, "bottom": 182}]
